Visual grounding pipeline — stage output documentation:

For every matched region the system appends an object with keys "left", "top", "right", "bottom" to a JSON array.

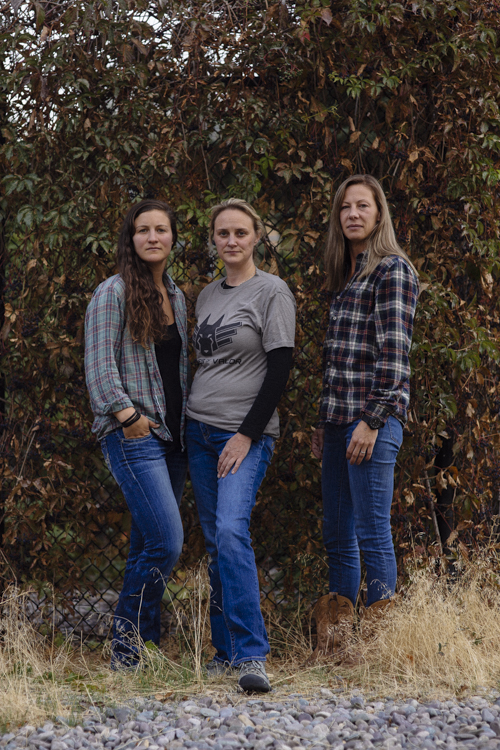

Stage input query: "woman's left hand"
[
  {"left": 346, "top": 421, "right": 378, "bottom": 465},
  {"left": 218, "top": 433, "right": 252, "bottom": 478}
]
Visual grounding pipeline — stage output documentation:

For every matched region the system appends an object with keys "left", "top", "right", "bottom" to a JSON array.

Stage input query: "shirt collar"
[
  {"left": 162, "top": 272, "right": 176, "bottom": 293},
  {"left": 354, "top": 251, "right": 366, "bottom": 270},
  {"left": 341, "top": 252, "right": 365, "bottom": 292}
]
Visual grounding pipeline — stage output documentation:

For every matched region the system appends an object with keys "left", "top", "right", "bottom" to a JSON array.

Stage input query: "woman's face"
[
  {"left": 132, "top": 210, "right": 173, "bottom": 268},
  {"left": 339, "top": 184, "right": 380, "bottom": 250},
  {"left": 213, "top": 209, "right": 259, "bottom": 271}
]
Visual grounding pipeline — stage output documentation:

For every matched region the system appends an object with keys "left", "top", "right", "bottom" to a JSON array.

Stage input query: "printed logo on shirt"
[{"left": 193, "top": 315, "right": 242, "bottom": 357}]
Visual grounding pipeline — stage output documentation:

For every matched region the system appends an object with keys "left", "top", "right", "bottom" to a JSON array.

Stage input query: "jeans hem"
[{"left": 233, "top": 656, "right": 267, "bottom": 666}]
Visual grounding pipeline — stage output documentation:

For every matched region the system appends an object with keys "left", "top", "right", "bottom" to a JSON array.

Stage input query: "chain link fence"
[{"left": 1, "top": 203, "right": 329, "bottom": 649}]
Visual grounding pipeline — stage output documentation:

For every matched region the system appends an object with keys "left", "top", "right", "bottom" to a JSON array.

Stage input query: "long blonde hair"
[{"left": 324, "top": 174, "right": 418, "bottom": 293}]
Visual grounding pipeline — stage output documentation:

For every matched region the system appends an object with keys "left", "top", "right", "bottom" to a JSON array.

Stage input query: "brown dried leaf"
[
  {"left": 320, "top": 8, "right": 333, "bottom": 25},
  {"left": 131, "top": 38, "right": 148, "bottom": 55},
  {"left": 481, "top": 271, "right": 493, "bottom": 296},
  {"left": 268, "top": 258, "right": 280, "bottom": 276}
]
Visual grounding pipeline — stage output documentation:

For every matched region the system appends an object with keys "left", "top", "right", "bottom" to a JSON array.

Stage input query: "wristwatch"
[{"left": 361, "top": 414, "right": 384, "bottom": 430}]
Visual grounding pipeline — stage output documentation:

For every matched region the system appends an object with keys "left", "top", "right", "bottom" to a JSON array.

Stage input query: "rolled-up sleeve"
[{"left": 84, "top": 284, "right": 133, "bottom": 416}]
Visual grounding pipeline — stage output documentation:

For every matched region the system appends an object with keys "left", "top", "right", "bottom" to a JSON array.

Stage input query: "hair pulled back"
[
  {"left": 324, "top": 174, "right": 418, "bottom": 293},
  {"left": 117, "top": 199, "right": 177, "bottom": 347},
  {"left": 209, "top": 197, "right": 266, "bottom": 243}
]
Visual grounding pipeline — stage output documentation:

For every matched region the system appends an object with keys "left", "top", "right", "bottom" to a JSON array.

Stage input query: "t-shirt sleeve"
[{"left": 261, "top": 286, "right": 296, "bottom": 352}]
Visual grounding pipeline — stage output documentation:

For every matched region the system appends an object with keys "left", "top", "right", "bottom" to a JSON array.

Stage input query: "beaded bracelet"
[{"left": 120, "top": 410, "right": 141, "bottom": 428}]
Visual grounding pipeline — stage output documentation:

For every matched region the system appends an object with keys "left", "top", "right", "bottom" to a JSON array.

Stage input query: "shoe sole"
[{"left": 238, "top": 675, "right": 271, "bottom": 693}]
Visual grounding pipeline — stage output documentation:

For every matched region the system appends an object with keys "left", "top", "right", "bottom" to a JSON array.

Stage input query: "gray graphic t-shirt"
[{"left": 186, "top": 269, "right": 296, "bottom": 437}]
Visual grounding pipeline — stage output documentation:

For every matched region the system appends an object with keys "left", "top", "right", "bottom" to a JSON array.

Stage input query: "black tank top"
[{"left": 154, "top": 322, "right": 182, "bottom": 451}]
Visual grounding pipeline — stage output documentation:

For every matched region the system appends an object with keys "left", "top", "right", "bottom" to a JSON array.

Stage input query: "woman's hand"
[
  {"left": 114, "top": 407, "right": 159, "bottom": 439},
  {"left": 217, "top": 433, "right": 252, "bottom": 478},
  {"left": 346, "top": 421, "right": 378, "bottom": 465},
  {"left": 122, "top": 414, "right": 159, "bottom": 439},
  {"left": 311, "top": 428, "right": 325, "bottom": 459}
]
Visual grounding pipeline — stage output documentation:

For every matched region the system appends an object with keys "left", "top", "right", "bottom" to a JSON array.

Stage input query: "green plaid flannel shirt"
[{"left": 84, "top": 273, "right": 189, "bottom": 443}]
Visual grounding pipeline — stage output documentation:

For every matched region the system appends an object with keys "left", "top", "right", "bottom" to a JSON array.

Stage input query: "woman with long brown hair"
[
  {"left": 310, "top": 175, "right": 419, "bottom": 660},
  {"left": 85, "top": 199, "right": 188, "bottom": 669}
]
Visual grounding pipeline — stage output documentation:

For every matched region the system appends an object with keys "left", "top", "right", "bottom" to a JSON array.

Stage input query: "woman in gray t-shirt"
[{"left": 186, "top": 198, "right": 296, "bottom": 693}]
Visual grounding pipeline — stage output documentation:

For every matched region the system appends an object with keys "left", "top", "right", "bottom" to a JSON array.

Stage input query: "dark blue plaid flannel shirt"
[{"left": 318, "top": 253, "right": 419, "bottom": 427}]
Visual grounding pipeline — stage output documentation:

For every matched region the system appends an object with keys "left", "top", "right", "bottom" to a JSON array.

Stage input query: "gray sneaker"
[
  {"left": 206, "top": 658, "right": 234, "bottom": 676},
  {"left": 238, "top": 660, "right": 271, "bottom": 693}
]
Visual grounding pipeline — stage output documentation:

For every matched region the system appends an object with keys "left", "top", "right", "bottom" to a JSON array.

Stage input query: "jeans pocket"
[
  {"left": 122, "top": 431, "right": 153, "bottom": 442},
  {"left": 386, "top": 417, "right": 403, "bottom": 449},
  {"left": 260, "top": 435, "right": 276, "bottom": 462}
]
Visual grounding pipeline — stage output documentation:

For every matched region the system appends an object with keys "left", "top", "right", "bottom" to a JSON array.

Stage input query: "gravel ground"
[{"left": 4, "top": 690, "right": 500, "bottom": 750}]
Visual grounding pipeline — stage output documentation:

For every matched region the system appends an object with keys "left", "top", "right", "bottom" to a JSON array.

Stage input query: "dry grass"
[
  {"left": 2, "top": 556, "right": 500, "bottom": 729},
  {"left": 0, "top": 588, "right": 81, "bottom": 728},
  {"left": 335, "top": 559, "right": 500, "bottom": 697},
  {"left": 264, "top": 555, "right": 500, "bottom": 699},
  {"left": 163, "top": 561, "right": 212, "bottom": 682}
]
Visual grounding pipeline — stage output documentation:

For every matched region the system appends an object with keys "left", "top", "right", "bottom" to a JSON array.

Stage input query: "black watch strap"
[{"left": 361, "top": 414, "right": 384, "bottom": 430}]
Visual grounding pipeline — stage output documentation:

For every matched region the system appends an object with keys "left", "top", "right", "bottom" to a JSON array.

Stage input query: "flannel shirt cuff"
[
  {"left": 361, "top": 403, "right": 393, "bottom": 424},
  {"left": 104, "top": 398, "right": 135, "bottom": 414}
]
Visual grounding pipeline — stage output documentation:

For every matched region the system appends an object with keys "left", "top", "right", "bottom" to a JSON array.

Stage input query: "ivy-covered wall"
[{"left": 1, "top": 0, "right": 500, "bottom": 618}]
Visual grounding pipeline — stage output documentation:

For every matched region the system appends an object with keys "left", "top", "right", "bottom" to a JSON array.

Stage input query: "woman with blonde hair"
[
  {"left": 310, "top": 175, "right": 419, "bottom": 661},
  {"left": 186, "top": 198, "right": 296, "bottom": 692}
]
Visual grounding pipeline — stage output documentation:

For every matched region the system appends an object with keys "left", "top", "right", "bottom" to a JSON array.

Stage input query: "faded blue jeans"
[
  {"left": 186, "top": 419, "right": 275, "bottom": 666},
  {"left": 322, "top": 417, "right": 403, "bottom": 607},
  {"left": 101, "top": 429, "right": 186, "bottom": 667}
]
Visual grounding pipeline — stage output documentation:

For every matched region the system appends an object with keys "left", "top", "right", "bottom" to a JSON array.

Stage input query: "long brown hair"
[
  {"left": 324, "top": 174, "right": 418, "bottom": 293},
  {"left": 116, "top": 199, "right": 178, "bottom": 347}
]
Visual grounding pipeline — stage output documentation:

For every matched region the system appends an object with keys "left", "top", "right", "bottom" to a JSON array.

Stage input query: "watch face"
[{"left": 363, "top": 415, "right": 383, "bottom": 429}]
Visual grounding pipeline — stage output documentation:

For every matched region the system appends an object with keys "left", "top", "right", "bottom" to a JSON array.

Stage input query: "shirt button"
[{"left": 332, "top": 315, "right": 338, "bottom": 321}]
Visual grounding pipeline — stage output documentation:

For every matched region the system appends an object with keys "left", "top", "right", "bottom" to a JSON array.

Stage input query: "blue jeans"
[
  {"left": 186, "top": 419, "right": 275, "bottom": 665},
  {"left": 322, "top": 417, "right": 403, "bottom": 607},
  {"left": 100, "top": 429, "right": 186, "bottom": 666}
]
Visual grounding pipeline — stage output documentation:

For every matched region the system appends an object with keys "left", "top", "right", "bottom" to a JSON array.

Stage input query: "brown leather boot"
[
  {"left": 306, "top": 593, "right": 354, "bottom": 664},
  {"left": 341, "top": 597, "right": 394, "bottom": 666},
  {"left": 361, "top": 598, "right": 393, "bottom": 632}
]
